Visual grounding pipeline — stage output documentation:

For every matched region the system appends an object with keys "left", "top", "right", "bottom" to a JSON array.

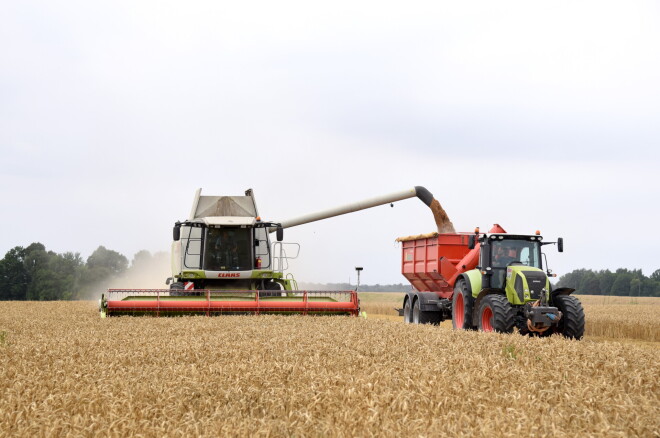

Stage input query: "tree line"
[
  {"left": 556, "top": 268, "right": 660, "bottom": 297},
  {"left": 2, "top": 242, "right": 659, "bottom": 299},
  {"left": 0, "top": 243, "right": 165, "bottom": 301}
]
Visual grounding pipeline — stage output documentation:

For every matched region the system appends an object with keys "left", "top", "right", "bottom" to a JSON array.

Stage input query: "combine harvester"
[
  {"left": 100, "top": 187, "right": 436, "bottom": 317},
  {"left": 398, "top": 225, "right": 585, "bottom": 338}
]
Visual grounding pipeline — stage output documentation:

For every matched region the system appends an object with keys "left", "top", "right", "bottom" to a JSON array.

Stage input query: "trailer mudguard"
[{"left": 414, "top": 292, "right": 444, "bottom": 312}]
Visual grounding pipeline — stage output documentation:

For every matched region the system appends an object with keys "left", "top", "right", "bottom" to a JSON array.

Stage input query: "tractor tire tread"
[
  {"left": 479, "top": 294, "right": 516, "bottom": 333},
  {"left": 553, "top": 295, "right": 585, "bottom": 339},
  {"left": 452, "top": 279, "right": 476, "bottom": 330}
]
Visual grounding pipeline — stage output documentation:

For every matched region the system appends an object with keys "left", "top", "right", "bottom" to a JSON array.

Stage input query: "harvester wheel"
[
  {"left": 169, "top": 282, "right": 185, "bottom": 296},
  {"left": 452, "top": 279, "right": 475, "bottom": 330},
  {"left": 412, "top": 298, "right": 442, "bottom": 325},
  {"left": 477, "top": 295, "right": 515, "bottom": 333},
  {"left": 403, "top": 298, "right": 413, "bottom": 323},
  {"left": 552, "top": 295, "right": 585, "bottom": 340},
  {"left": 260, "top": 281, "right": 282, "bottom": 298}
]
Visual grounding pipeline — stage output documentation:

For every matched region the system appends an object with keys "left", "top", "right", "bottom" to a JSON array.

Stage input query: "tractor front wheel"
[
  {"left": 452, "top": 279, "right": 475, "bottom": 330},
  {"left": 552, "top": 295, "right": 585, "bottom": 339},
  {"left": 477, "top": 295, "right": 515, "bottom": 333}
]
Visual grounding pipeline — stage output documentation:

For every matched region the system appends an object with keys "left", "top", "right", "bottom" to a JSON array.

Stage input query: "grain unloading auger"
[{"left": 99, "top": 187, "right": 436, "bottom": 317}]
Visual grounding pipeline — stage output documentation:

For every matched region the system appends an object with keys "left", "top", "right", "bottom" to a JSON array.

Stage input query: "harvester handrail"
[{"left": 272, "top": 242, "right": 300, "bottom": 273}]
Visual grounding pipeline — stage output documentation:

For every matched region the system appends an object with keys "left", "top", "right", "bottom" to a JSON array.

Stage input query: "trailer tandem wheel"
[
  {"left": 412, "top": 298, "right": 442, "bottom": 325},
  {"left": 403, "top": 297, "right": 413, "bottom": 323}
]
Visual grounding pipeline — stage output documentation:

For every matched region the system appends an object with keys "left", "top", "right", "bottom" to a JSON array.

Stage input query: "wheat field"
[{"left": 1, "top": 300, "right": 658, "bottom": 437}]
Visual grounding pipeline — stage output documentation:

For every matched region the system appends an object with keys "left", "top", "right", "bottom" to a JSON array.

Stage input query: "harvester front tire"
[
  {"left": 170, "top": 282, "right": 185, "bottom": 296},
  {"left": 477, "top": 295, "right": 515, "bottom": 334},
  {"left": 452, "top": 279, "right": 475, "bottom": 330},
  {"left": 260, "top": 281, "right": 282, "bottom": 298},
  {"left": 552, "top": 295, "right": 585, "bottom": 340},
  {"left": 412, "top": 298, "right": 442, "bottom": 325}
]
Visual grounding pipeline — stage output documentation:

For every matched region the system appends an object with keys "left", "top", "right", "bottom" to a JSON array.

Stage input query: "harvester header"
[{"left": 100, "top": 186, "right": 437, "bottom": 317}]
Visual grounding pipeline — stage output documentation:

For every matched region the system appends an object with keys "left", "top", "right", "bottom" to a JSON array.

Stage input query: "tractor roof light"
[
  {"left": 535, "top": 230, "right": 541, "bottom": 235},
  {"left": 475, "top": 227, "right": 480, "bottom": 234}
]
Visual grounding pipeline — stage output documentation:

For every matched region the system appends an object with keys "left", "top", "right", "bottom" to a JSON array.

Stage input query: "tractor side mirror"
[
  {"left": 173, "top": 224, "right": 181, "bottom": 241},
  {"left": 276, "top": 226, "right": 284, "bottom": 242},
  {"left": 557, "top": 237, "right": 564, "bottom": 252},
  {"left": 468, "top": 235, "right": 476, "bottom": 250}
]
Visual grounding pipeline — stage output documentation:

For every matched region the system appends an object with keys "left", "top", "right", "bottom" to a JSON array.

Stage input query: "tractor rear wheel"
[
  {"left": 452, "top": 279, "right": 475, "bottom": 330},
  {"left": 403, "top": 297, "right": 412, "bottom": 323},
  {"left": 477, "top": 295, "right": 515, "bottom": 333},
  {"left": 412, "top": 298, "right": 442, "bottom": 325},
  {"left": 552, "top": 295, "right": 585, "bottom": 339}
]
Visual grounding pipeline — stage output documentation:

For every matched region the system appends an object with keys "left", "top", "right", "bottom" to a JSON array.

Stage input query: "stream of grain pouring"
[{"left": 430, "top": 199, "right": 455, "bottom": 233}]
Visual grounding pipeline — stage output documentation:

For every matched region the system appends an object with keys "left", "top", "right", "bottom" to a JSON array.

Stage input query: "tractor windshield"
[
  {"left": 203, "top": 227, "right": 252, "bottom": 271},
  {"left": 491, "top": 239, "right": 542, "bottom": 269}
]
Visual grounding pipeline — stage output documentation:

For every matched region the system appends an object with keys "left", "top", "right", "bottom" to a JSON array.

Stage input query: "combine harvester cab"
[
  {"left": 100, "top": 186, "right": 436, "bottom": 318},
  {"left": 398, "top": 225, "right": 585, "bottom": 339}
]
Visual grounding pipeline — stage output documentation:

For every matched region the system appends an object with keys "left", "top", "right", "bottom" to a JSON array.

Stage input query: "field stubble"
[{"left": 1, "top": 301, "right": 658, "bottom": 437}]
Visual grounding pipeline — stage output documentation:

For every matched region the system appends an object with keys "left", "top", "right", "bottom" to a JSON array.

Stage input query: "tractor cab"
[{"left": 478, "top": 233, "right": 544, "bottom": 290}]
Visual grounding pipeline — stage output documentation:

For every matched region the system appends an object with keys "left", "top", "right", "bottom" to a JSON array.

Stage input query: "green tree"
[
  {"left": 87, "top": 246, "right": 128, "bottom": 275},
  {"left": 650, "top": 269, "right": 660, "bottom": 282},
  {"left": 598, "top": 270, "right": 615, "bottom": 296},
  {"left": 642, "top": 278, "right": 659, "bottom": 297},
  {"left": 578, "top": 271, "right": 601, "bottom": 295},
  {"left": 610, "top": 269, "right": 634, "bottom": 296},
  {"left": 0, "top": 246, "right": 30, "bottom": 300},
  {"left": 24, "top": 246, "right": 85, "bottom": 300},
  {"left": 558, "top": 269, "right": 590, "bottom": 290},
  {"left": 629, "top": 278, "right": 641, "bottom": 297}
]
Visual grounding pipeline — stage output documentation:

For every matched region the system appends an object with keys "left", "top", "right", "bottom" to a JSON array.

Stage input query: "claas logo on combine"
[{"left": 218, "top": 273, "right": 241, "bottom": 278}]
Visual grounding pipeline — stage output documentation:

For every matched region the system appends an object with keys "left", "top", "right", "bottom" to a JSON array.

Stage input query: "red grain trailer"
[{"left": 398, "top": 224, "right": 506, "bottom": 324}]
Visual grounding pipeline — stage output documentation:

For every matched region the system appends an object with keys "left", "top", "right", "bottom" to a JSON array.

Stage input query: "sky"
[{"left": 1, "top": 0, "right": 659, "bottom": 285}]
